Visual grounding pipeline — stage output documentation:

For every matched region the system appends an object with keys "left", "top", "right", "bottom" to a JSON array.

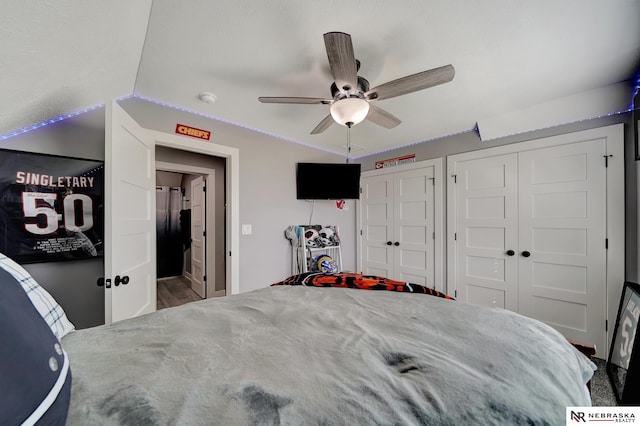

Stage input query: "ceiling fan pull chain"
[{"left": 346, "top": 123, "right": 352, "bottom": 163}]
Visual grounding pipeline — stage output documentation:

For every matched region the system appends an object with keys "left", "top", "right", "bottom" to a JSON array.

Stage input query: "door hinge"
[
  {"left": 359, "top": 187, "right": 363, "bottom": 194},
  {"left": 203, "top": 231, "right": 206, "bottom": 237},
  {"left": 606, "top": 319, "right": 608, "bottom": 332},
  {"left": 604, "top": 154, "right": 613, "bottom": 167},
  {"left": 605, "top": 238, "right": 608, "bottom": 249},
  {"left": 454, "top": 232, "right": 457, "bottom": 241},
  {"left": 432, "top": 232, "right": 435, "bottom": 240},
  {"left": 452, "top": 174, "right": 457, "bottom": 183},
  {"left": 360, "top": 229, "right": 363, "bottom": 236},
  {"left": 430, "top": 177, "right": 435, "bottom": 186},
  {"left": 455, "top": 290, "right": 458, "bottom": 298},
  {"left": 203, "top": 275, "right": 207, "bottom": 282},
  {"left": 203, "top": 185, "right": 206, "bottom": 192}
]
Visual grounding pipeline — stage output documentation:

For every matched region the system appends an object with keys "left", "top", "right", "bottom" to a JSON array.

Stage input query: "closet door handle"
[
  {"left": 394, "top": 242, "right": 400, "bottom": 246},
  {"left": 521, "top": 251, "right": 531, "bottom": 258},
  {"left": 386, "top": 241, "right": 393, "bottom": 246},
  {"left": 506, "top": 250, "right": 515, "bottom": 256}
]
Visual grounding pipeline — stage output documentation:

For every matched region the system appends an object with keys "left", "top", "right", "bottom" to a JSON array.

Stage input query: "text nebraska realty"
[
  {"left": 579, "top": 412, "right": 635, "bottom": 422},
  {"left": 15, "top": 172, "right": 95, "bottom": 188}
]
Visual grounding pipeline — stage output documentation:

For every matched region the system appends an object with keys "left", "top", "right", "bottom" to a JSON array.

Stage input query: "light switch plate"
[{"left": 241, "top": 224, "right": 252, "bottom": 235}]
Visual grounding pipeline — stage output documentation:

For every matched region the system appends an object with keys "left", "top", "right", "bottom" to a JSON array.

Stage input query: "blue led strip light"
[
  {"left": 0, "top": 104, "right": 103, "bottom": 141},
  {"left": 132, "top": 94, "right": 346, "bottom": 157},
  {"left": 0, "top": 95, "right": 135, "bottom": 141},
  {"left": 632, "top": 71, "right": 640, "bottom": 109},
  {"left": 3, "top": 81, "right": 638, "bottom": 155}
]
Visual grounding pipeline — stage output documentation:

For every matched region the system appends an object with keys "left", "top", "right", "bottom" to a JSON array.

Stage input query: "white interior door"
[
  {"left": 105, "top": 101, "right": 156, "bottom": 324},
  {"left": 360, "top": 173, "right": 395, "bottom": 277},
  {"left": 454, "top": 154, "right": 519, "bottom": 310},
  {"left": 518, "top": 139, "right": 607, "bottom": 351},
  {"left": 393, "top": 167, "right": 436, "bottom": 287},
  {"left": 190, "top": 176, "right": 205, "bottom": 298}
]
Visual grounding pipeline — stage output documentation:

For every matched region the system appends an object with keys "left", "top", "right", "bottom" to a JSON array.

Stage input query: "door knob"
[
  {"left": 521, "top": 251, "right": 531, "bottom": 258},
  {"left": 506, "top": 250, "right": 515, "bottom": 256},
  {"left": 386, "top": 241, "right": 393, "bottom": 246},
  {"left": 114, "top": 275, "right": 130, "bottom": 286},
  {"left": 394, "top": 242, "right": 400, "bottom": 246}
]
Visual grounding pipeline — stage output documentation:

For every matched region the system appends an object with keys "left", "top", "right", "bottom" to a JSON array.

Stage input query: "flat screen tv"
[{"left": 296, "top": 162, "right": 361, "bottom": 200}]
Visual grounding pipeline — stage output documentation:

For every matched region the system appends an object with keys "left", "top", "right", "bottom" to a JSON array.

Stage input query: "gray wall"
[
  {"left": 0, "top": 108, "right": 105, "bottom": 329},
  {"left": 2, "top": 97, "right": 636, "bottom": 330},
  {"left": 120, "top": 97, "right": 357, "bottom": 293}
]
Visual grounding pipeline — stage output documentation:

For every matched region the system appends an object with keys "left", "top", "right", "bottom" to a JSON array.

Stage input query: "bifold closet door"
[
  {"left": 454, "top": 154, "right": 519, "bottom": 310},
  {"left": 454, "top": 139, "right": 607, "bottom": 351},
  {"left": 360, "top": 166, "right": 436, "bottom": 287},
  {"left": 360, "top": 174, "right": 395, "bottom": 278},
  {"left": 517, "top": 139, "right": 607, "bottom": 349},
  {"left": 392, "top": 167, "right": 435, "bottom": 287}
]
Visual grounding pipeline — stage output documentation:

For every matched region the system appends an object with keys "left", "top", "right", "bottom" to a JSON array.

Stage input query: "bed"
[{"left": 2, "top": 264, "right": 596, "bottom": 425}]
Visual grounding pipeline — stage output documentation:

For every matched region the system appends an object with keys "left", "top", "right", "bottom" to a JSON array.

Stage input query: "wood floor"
[{"left": 157, "top": 276, "right": 203, "bottom": 310}]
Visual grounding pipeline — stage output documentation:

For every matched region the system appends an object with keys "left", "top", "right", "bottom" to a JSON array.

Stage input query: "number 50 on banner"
[{"left": 22, "top": 192, "right": 94, "bottom": 235}]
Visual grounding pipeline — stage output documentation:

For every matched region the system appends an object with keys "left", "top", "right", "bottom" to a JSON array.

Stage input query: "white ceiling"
[{"left": 1, "top": 1, "right": 639, "bottom": 157}]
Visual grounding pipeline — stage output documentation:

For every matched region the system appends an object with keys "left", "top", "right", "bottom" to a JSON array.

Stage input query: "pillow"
[
  {"left": 0, "top": 265, "right": 72, "bottom": 425},
  {"left": 0, "top": 253, "right": 75, "bottom": 339}
]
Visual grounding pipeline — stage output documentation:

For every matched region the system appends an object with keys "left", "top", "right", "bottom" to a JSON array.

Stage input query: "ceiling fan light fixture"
[{"left": 330, "top": 97, "right": 370, "bottom": 127}]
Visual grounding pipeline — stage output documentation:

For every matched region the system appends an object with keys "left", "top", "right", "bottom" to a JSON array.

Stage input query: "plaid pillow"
[{"left": 0, "top": 253, "right": 75, "bottom": 339}]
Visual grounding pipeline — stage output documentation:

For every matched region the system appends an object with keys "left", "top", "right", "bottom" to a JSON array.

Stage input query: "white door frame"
[
  {"left": 156, "top": 161, "right": 220, "bottom": 298},
  {"left": 356, "top": 157, "right": 444, "bottom": 291},
  {"left": 447, "top": 123, "right": 624, "bottom": 352},
  {"left": 150, "top": 130, "right": 240, "bottom": 296}
]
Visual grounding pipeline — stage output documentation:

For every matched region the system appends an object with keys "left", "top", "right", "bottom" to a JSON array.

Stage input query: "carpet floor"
[{"left": 590, "top": 357, "right": 618, "bottom": 406}]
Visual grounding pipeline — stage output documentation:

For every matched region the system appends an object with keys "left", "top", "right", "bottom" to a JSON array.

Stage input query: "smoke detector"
[{"left": 198, "top": 92, "right": 217, "bottom": 104}]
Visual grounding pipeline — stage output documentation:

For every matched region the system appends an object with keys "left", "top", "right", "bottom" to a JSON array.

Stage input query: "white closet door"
[
  {"left": 455, "top": 154, "right": 519, "bottom": 310},
  {"left": 518, "top": 139, "right": 607, "bottom": 350},
  {"left": 393, "top": 167, "right": 435, "bottom": 286},
  {"left": 360, "top": 173, "right": 395, "bottom": 277},
  {"left": 190, "top": 176, "right": 206, "bottom": 298}
]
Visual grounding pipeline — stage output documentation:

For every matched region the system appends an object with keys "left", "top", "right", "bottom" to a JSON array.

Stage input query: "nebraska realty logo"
[{"left": 567, "top": 407, "right": 639, "bottom": 424}]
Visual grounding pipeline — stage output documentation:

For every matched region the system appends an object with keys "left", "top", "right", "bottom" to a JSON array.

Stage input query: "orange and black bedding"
[{"left": 272, "top": 272, "right": 454, "bottom": 300}]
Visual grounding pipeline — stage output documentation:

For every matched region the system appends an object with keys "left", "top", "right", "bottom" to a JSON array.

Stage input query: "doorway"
[
  {"left": 105, "top": 101, "right": 239, "bottom": 324},
  {"left": 155, "top": 170, "right": 207, "bottom": 309},
  {"left": 156, "top": 158, "right": 223, "bottom": 309}
]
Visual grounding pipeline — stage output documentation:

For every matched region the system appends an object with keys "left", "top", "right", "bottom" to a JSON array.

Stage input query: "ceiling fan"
[{"left": 258, "top": 32, "right": 455, "bottom": 134}]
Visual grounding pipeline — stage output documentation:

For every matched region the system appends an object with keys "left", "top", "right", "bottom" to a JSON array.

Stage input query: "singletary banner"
[{"left": 0, "top": 149, "right": 104, "bottom": 263}]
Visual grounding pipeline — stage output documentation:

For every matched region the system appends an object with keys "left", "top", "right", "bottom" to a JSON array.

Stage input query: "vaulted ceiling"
[{"left": 1, "top": 1, "right": 639, "bottom": 157}]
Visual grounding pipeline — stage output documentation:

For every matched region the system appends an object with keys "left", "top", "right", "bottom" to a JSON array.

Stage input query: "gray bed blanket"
[{"left": 62, "top": 286, "right": 595, "bottom": 425}]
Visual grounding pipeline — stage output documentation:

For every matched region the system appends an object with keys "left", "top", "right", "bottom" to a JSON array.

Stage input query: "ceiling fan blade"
[
  {"left": 366, "top": 64, "right": 455, "bottom": 101},
  {"left": 258, "top": 97, "right": 331, "bottom": 104},
  {"left": 323, "top": 32, "right": 358, "bottom": 94},
  {"left": 366, "top": 104, "right": 401, "bottom": 129},
  {"left": 310, "top": 114, "right": 335, "bottom": 134}
]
